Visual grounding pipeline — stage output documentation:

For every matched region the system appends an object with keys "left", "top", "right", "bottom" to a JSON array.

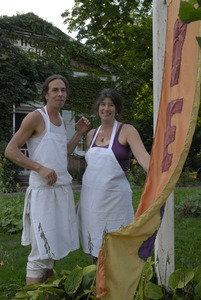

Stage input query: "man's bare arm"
[
  {"left": 67, "top": 117, "right": 90, "bottom": 155},
  {"left": 5, "top": 111, "right": 57, "bottom": 185}
]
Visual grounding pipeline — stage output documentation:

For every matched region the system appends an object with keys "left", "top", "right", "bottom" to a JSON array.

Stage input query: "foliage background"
[
  {"left": 1, "top": 0, "right": 201, "bottom": 192},
  {"left": 0, "top": 9, "right": 154, "bottom": 154}
]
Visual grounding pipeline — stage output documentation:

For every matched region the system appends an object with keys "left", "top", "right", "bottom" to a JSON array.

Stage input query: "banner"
[{"left": 96, "top": 0, "right": 201, "bottom": 299}]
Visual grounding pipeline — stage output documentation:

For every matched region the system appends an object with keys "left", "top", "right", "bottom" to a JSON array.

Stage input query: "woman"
[{"left": 77, "top": 88, "right": 150, "bottom": 259}]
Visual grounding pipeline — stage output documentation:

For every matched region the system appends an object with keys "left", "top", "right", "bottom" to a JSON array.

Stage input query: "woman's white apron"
[
  {"left": 22, "top": 107, "right": 79, "bottom": 260},
  {"left": 78, "top": 120, "right": 134, "bottom": 257}
]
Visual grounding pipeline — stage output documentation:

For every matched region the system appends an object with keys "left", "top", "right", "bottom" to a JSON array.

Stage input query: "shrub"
[
  {"left": 127, "top": 159, "right": 147, "bottom": 189},
  {"left": 14, "top": 264, "right": 97, "bottom": 299},
  {"left": 0, "top": 195, "right": 23, "bottom": 233},
  {"left": 175, "top": 192, "right": 201, "bottom": 217},
  {"left": 0, "top": 156, "right": 21, "bottom": 193},
  {"left": 13, "top": 257, "right": 201, "bottom": 299},
  {"left": 176, "top": 168, "right": 201, "bottom": 187}
]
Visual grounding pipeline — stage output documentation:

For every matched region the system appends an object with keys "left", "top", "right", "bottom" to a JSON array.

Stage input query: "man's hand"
[
  {"left": 39, "top": 167, "right": 57, "bottom": 185},
  {"left": 75, "top": 117, "right": 90, "bottom": 135}
]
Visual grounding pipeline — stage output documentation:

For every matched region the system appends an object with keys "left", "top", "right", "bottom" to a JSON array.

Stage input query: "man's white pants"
[{"left": 26, "top": 215, "right": 53, "bottom": 278}]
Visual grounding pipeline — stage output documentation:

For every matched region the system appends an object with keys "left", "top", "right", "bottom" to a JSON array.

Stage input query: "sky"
[{"left": 1, "top": 0, "right": 76, "bottom": 38}]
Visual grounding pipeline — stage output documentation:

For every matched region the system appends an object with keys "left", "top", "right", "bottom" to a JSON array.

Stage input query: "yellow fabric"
[
  {"left": 166, "top": 0, "right": 172, "bottom": 6},
  {"left": 96, "top": 0, "right": 201, "bottom": 299}
]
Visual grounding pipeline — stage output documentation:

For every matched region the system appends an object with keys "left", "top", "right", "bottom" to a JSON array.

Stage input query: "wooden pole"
[{"left": 153, "top": 0, "right": 175, "bottom": 288}]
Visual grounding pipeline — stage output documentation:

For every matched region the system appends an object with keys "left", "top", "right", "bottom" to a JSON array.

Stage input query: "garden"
[
  {"left": 0, "top": 172, "right": 201, "bottom": 299},
  {"left": 1, "top": 0, "right": 201, "bottom": 298}
]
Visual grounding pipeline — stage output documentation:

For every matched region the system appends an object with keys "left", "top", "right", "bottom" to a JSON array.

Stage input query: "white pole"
[{"left": 153, "top": 0, "right": 175, "bottom": 288}]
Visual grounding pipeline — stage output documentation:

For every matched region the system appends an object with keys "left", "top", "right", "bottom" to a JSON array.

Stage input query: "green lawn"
[{"left": 0, "top": 188, "right": 200, "bottom": 299}]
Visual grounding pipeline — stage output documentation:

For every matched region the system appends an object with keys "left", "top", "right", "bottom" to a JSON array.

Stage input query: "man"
[{"left": 5, "top": 74, "right": 90, "bottom": 285}]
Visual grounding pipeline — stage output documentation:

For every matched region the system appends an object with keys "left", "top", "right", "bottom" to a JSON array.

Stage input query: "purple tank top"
[{"left": 91, "top": 123, "right": 132, "bottom": 175}]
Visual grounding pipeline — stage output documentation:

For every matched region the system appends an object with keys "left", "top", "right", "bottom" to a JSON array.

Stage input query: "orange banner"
[{"left": 96, "top": 0, "right": 201, "bottom": 299}]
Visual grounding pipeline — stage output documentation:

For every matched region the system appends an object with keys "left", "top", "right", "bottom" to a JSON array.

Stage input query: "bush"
[
  {"left": 13, "top": 257, "right": 201, "bottom": 300},
  {"left": 133, "top": 257, "right": 201, "bottom": 299},
  {"left": 176, "top": 168, "right": 201, "bottom": 187},
  {"left": 175, "top": 191, "right": 201, "bottom": 217},
  {"left": 127, "top": 159, "right": 147, "bottom": 189},
  {"left": 0, "top": 156, "right": 20, "bottom": 193},
  {"left": 14, "top": 264, "right": 97, "bottom": 299},
  {"left": 0, "top": 194, "right": 23, "bottom": 233}
]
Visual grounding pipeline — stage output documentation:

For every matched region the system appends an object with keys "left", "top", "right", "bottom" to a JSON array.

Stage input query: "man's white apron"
[
  {"left": 22, "top": 106, "right": 79, "bottom": 260},
  {"left": 78, "top": 120, "right": 134, "bottom": 257}
]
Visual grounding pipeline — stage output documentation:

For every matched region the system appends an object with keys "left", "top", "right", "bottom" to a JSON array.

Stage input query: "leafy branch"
[{"left": 179, "top": 0, "right": 201, "bottom": 48}]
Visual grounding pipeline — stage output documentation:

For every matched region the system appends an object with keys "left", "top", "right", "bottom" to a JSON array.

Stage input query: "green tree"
[
  {"left": 62, "top": 0, "right": 153, "bottom": 151},
  {"left": 0, "top": 13, "right": 117, "bottom": 191},
  {"left": 0, "top": 28, "right": 39, "bottom": 151},
  {"left": 0, "top": 13, "right": 122, "bottom": 155}
]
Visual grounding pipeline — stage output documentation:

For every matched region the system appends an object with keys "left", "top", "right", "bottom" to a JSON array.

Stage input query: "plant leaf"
[
  {"left": 141, "top": 257, "right": 154, "bottom": 281},
  {"left": 145, "top": 281, "right": 164, "bottom": 299},
  {"left": 193, "top": 265, "right": 201, "bottom": 285},
  {"left": 169, "top": 268, "right": 194, "bottom": 289},
  {"left": 179, "top": 1, "right": 201, "bottom": 24},
  {"left": 82, "top": 264, "right": 97, "bottom": 289},
  {"left": 64, "top": 267, "right": 83, "bottom": 296},
  {"left": 195, "top": 280, "right": 201, "bottom": 297},
  {"left": 13, "top": 291, "right": 30, "bottom": 299}
]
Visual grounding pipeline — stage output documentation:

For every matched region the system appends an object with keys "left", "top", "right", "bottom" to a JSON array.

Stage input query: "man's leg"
[
  {"left": 26, "top": 217, "right": 53, "bottom": 285},
  {"left": 26, "top": 276, "right": 43, "bottom": 285},
  {"left": 42, "top": 269, "right": 54, "bottom": 282}
]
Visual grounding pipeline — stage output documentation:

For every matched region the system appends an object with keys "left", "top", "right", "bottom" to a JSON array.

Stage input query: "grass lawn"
[{"left": 0, "top": 188, "right": 201, "bottom": 299}]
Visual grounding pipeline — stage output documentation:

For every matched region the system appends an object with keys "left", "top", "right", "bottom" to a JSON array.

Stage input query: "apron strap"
[
  {"left": 90, "top": 126, "right": 101, "bottom": 149},
  {"left": 44, "top": 106, "right": 50, "bottom": 132},
  {"left": 44, "top": 106, "right": 63, "bottom": 132},
  {"left": 89, "top": 120, "right": 118, "bottom": 149},
  {"left": 108, "top": 120, "right": 117, "bottom": 149}
]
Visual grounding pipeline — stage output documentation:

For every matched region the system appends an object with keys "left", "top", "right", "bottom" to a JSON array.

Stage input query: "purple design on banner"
[
  {"left": 170, "top": 19, "right": 187, "bottom": 86},
  {"left": 138, "top": 230, "right": 158, "bottom": 261},
  {"left": 160, "top": 202, "right": 166, "bottom": 219},
  {"left": 138, "top": 203, "right": 166, "bottom": 261}
]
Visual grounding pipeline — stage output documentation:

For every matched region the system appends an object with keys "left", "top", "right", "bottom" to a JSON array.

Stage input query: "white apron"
[
  {"left": 78, "top": 120, "right": 134, "bottom": 257},
  {"left": 22, "top": 106, "right": 79, "bottom": 260}
]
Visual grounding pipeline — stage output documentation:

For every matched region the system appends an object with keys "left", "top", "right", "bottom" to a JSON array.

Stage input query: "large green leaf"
[
  {"left": 82, "top": 264, "right": 97, "bottom": 289},
  {"left": 20, "top": 283, "right": 42, "bottom": 291},
  {"left": 141, "top": 257, "right": 154, "bottom": 281},
  {"left": 195, "top": 280, "right": 201, "bottom": 297},
  {"left": 38, "top": 286, "right": 64, "bottom": 296},
  {"left": 64, "top": 267, "right": 83, "bottom": 296},
  {"left": 193, "top": 265, "right": 201, "bottom": 285},
  {"left": 27, "top": 290, "right": 44, "bottom": 300},
  {"left": 145, "top": 282, "right": 164, "bottom": 299},
  {"left": 169, "top": 268, "right": 195, "bottom": 289},
  {"left": 179, "top": 1, "right": 201, "bottom": 24},
  {"left": 13, "top": 291, "right": 30, "bottom": 299}
]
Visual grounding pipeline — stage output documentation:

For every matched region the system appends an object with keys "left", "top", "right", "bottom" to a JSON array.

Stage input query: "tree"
[
  {"left": 62, "top": 0, "right": 153, "bottom": 151},
  {"left": 0, "top": 13, "right": 119, "bottom": 192},
  {"left": 0, "top": 13, "right": 119, "bottom": 147},
  {"left": 0, "top": 28, "right": 39, "bottom": 151}
]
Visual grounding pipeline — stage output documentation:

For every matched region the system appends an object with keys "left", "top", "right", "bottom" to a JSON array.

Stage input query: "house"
[{"left": 2, "top": 13, "right": 116, "bottom": 181}]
